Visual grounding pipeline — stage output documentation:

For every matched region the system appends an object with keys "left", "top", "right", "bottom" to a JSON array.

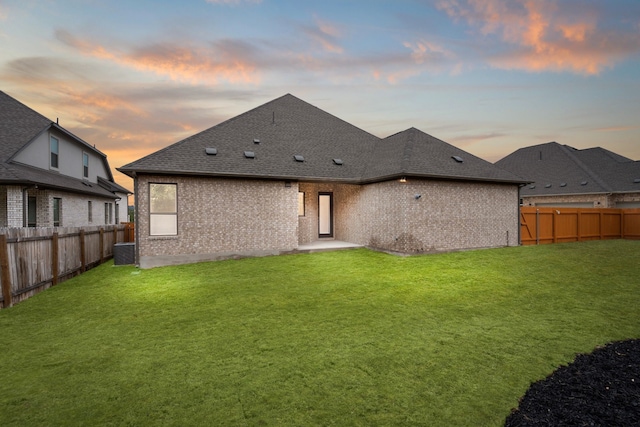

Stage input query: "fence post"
[
  {"left": 52, "top": 232, "right": 59, "bottom": 287},
  {"left": 99, "top": 228, "right": 105, "bottom": 264},
  {"left": 79, "top": 229, "right": 86, "bottom": 273},
  {"left": 0, "top": 234, "right": 12, "bottom": 308}
]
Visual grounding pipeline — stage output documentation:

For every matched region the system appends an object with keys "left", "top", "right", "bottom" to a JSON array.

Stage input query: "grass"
[{"left": 1, "top": 240, "right": 639, "bottom": 426}]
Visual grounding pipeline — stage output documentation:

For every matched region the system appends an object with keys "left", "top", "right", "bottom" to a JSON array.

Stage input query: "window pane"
[
  {"left": 83, "top": 153, "right": 89, "bottom": 178},
  {"left": 28, "top": 196, "right": 36, "bottom": 227},
  {"left": 150, "top": 184, "right": 177, "bottom": 213},
  {"left": 53, "top": 198, "right": 61, "bottom": 226},
  {"left": 50, "top": 137, "right": 59, "bottom": 168},
  {"left": 298, "top": 192, "right": 305, "bottom": 216},
  {"left": 150, "top": 214, "right": 177, "bottom": 235}
]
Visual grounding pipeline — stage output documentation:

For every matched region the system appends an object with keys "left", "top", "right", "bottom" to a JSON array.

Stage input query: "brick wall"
[
  {"left": 136, "top": 176, "right": 519, "bottom": 267},
  {"left": 136, "top": 175, "right": 299, "bottom": 267},
  {"left": 1, "top": 185, "right": 118, "bottom": 228},
  {"left": 299, "top": 179, "right": 519, "bottom": 252}
]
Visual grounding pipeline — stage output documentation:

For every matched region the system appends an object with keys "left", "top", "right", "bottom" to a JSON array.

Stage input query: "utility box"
[{"left": 114, "top": 242, "right": 135, "bottom": 265}]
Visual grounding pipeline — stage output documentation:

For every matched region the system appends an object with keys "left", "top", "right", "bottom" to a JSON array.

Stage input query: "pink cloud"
[
  {"left": 302, "top": 17, "right": 345, "bottom": 54},
  {"left": 437, "top": 0, "right": 640, "bottom": 75},
  {"left": 56, "top": 30, "right": 261, "bottom": 84}
]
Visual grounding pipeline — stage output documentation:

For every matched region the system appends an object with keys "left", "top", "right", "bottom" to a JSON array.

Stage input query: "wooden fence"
[
  {"left": 520, "top": 207, "right": 640, "bottom": 245},
  {"left": 0, "top": 224, "right": 132, "bottom": 309}
]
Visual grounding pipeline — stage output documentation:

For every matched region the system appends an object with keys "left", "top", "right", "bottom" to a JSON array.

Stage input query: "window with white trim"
[
  {"left": 150, "top": 183, "right": 177, "bottom": 236},
  {"left": 83, "top": 152, "right": 89, "bottom": 178},
  {"left": 50, "top": 136, "right": 59, "bottom": 169}
]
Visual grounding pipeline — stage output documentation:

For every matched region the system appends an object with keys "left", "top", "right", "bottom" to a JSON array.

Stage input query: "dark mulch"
[{"left": 505, "top": 339, "right": 640, "bottom": 426}]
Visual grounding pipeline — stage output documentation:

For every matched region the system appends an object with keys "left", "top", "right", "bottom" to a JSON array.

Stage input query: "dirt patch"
[{"left": 505, "top": 339, "right": 640, "bottom": 426}]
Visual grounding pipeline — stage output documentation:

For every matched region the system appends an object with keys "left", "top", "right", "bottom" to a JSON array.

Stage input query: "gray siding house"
[
  {"left": 496, "top": 142, "right": 640, "bottom": 208},
  {"left": 0, "top": 91, "right": 131, "bottom": 228},
  {"left": 119, "top": 94, "right": 526, "bottom": 268}
]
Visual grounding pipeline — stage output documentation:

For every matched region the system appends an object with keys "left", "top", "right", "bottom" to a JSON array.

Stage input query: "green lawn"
[{"left": 1, "top": 240, "right": 639, "bottom": 426}]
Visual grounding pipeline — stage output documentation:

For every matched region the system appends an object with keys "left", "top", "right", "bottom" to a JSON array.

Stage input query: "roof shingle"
[{"left": 120, "top": 94, "right": 526, "bottom": 185}]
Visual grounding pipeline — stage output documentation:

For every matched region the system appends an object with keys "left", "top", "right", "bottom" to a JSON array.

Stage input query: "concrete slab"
[{"left": 297, "top": 240, "right": 363, "bottom": 252}]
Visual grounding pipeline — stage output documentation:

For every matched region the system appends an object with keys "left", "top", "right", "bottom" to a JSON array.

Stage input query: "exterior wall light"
[{"left": 400, "top": 177, "right": 407, "bottom": 183}]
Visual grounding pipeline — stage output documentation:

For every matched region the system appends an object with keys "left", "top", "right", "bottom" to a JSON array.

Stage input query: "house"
[
  {"left": 495, "top": 142, "right": 640, "bottom": 208},
  {"left": 0, "top": 91, "right": 131, "bottom": 228},
  {"left": 118, "top": 94, "right": 527, "bottom": 268}
]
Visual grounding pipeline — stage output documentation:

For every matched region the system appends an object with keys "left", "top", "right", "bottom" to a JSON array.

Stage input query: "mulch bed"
[{"left": 505, "top": 339, "right": 640, "bottom": 426}]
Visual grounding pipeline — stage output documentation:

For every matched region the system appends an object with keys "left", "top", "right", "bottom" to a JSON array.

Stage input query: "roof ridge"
[{"left": 558, "top": 144, "right": 612, "bottom": 192}]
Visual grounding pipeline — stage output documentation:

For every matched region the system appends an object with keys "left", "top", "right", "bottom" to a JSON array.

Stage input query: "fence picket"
[
  {"left": 0, "top": 224, "right": 133, "bottom": 309},
  {"left": 520, "top": 207, "right": 640, "bottom": 245}
]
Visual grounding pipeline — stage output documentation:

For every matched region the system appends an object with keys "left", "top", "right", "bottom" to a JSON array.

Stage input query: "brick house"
[
  {"left": 119, "top": 94, "right": 526, "bottom": 268},
  {"left": 0, "top": 91, "right": 131, "bottom": 228},
  {"left": 496, "top": 142, "right": 640, "bottom": 208}
]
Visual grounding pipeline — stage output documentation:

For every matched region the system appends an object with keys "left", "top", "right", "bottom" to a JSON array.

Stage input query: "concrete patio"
[{"left": 296, "top": 240, "right": 363, "bottom": 253}]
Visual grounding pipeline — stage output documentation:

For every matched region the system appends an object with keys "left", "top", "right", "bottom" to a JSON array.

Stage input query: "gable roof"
[
  {"left": 119, "top": 94, "right": 526, "bottom": 185},
  {"left": 495, "top": 141, "right": 640, "bottom": 196},
  {"left": 0, "top": 91, "right": 128, "bottom": 197}
]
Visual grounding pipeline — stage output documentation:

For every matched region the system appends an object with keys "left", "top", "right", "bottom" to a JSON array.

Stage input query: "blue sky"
[{"left": 1, "top": 0, "right": 639, "bottom": 189}]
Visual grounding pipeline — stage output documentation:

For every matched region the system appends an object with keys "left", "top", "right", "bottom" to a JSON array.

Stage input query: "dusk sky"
[{"left": 1, "top": 0, "right": 639, "bottom": 191}]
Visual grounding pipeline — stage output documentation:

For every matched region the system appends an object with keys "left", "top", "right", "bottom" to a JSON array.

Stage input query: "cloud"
[
  {"left": 594, "top": 125, "right": 638, "bottom": 133},
  {"left": 301, "top": 17, "right": 345, "bottom": 54},
  {"left": 55, "top": 29, "right": 262, "bottom": 84},
  {"left": 436, "top": 0, "right": 640, "bottom": 75}
]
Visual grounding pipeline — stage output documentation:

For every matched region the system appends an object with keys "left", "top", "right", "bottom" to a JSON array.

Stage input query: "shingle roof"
[
  {"left": 0, "top": 90, "right": 129, "bottom": 197},
  {"left": 495, "top": 142, "right": 640, "bottom": 196},
  {"left": 119, "top": 94, "right": 526, "bottom": 185},
  {"left": 0, "top": 90, "right": 52, "bottom": 164},
  {"left": 363, "top": 128, "right": 523, "bottom": 183}
]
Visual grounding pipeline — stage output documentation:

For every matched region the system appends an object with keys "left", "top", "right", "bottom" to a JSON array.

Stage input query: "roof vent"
[
  {"left": 581, "top": 181, "right": 588, "bottom": 186},
  {"left": 253, "top": 139, "right": 261, "bottom": 144},
  {"left": 294, "top": 155, "right": 304, "bottom": 162},
  {"left": 244, "top": 151, "right": 255, "bottom": 159},
  {"left": 634, "top": 178, "right": 640, "bottom": 184},
  {"left": 560, "top": 182, "right": 567, "bottom": 187},
  {"left": 545, "top": 184, "right": 552, "bottom": 188},
  {"left": 205, "top": 147, "right": 217, "bottom": 155},
  {"left": 333, "top": 158, "right": 343, "bottom": 165},
  {"left": 529, "top": 185, "right": 536, "bottom": 189},
  {"left": 452, "top": 155, "right": 464, "bottom": 163}
]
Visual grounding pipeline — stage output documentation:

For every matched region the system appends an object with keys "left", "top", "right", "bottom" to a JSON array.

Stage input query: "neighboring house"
[
  {"left": 119, "top": 94, "right": 527, "bottom": 268},
  {"left": 496, "top": 141, "right": 640, "bottom": 208},
  {"left": 0, "top": 91, "right": 131, "bottom": 228}
]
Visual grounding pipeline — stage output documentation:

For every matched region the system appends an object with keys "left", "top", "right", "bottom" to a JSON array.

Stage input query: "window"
[
  {"left": 83, "top": 153, "right": 89, "bottom": 178},
  {"left": 150, "top": 183, "right": 177, "bottom": 236},
  {"left": 88, "top": 201, "right": 92, "bottom": 223},
  {"left": 50, "top": 136, "right": 59, "bottom": 169},
  {"left": 28, "top": 196, "right": 36, "bottom": 227},
  {"left": 53, "top": 198, "right": 61, "bottom": 227},
  {"left": 298, "top": 192, "right": 305, "bottom": 216},
  {"left": 104, "top": 202, "right": 113, "bottom": 224}
]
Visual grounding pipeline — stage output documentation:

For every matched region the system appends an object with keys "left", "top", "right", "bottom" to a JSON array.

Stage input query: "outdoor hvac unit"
[{"left": 113, "top": 242, "right": 135, "bottom": 265}]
